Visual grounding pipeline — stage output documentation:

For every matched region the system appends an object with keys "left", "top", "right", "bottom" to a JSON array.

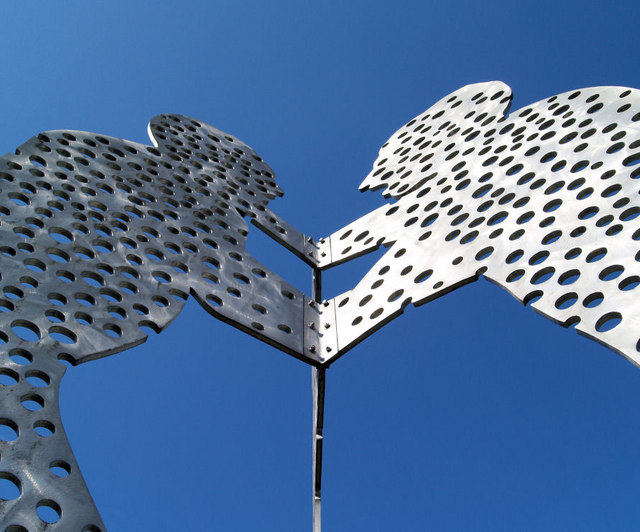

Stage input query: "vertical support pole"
[
  {"left": 312, "top": 267, "right": 324, "bottom": 532},
  {"left": 312, "top": 365, "right": 325, "bottom": 532}
]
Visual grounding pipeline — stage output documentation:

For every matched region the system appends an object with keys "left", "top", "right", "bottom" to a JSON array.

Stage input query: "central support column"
[
  {"left": 311, "top": 267, "right": 325, "bottom": 532},
  {"left": 312, "top": 365, "right": 325, "bottom": 532}
]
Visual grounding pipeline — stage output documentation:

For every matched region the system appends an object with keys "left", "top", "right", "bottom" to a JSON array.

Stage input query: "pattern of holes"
[
  {"left": 3, "top": 82, "right": 640, "bottom": 528},
  {"left": 318, "top": 82, "right": 640, "bottom": 363},
  {"left": 0, "top": 114, "right": 310, "bottom": 529}
]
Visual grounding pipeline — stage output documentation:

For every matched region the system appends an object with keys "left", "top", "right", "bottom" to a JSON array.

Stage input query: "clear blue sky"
[{"left": 3, "top": 1, "right": 640, "bottom": 530}]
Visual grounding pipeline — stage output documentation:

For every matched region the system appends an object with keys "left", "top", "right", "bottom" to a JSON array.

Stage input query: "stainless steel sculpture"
[
  {"left": 317, "top": 81, "right": 640, "bottom": 364},
  {"left": 1, "top": 81, "right": 639, "bottom": 530}
]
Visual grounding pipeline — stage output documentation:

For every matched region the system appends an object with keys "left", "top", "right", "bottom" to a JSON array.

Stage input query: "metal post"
[{"left": 312, "top": 268, "right": 325, "bottom": 532}]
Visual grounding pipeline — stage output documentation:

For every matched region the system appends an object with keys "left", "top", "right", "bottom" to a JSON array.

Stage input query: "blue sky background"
[{"left": 3, "top": 1, "right": 640, "bottom": 530}]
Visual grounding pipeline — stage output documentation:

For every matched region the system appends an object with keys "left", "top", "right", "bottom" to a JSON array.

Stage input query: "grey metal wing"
[
  {"left": 0, "top": 115, "right": 318, "bottom": 530},
  {"left": 314, "top": 82, "right": 640, "bottom": 366}
]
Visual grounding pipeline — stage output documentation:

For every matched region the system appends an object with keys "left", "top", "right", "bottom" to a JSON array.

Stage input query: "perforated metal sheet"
[
  {"left": 0, "top": 115, "right": 318, "bottom": 529},
  {"left": 315, "top": 82, "right": 640, "bottom": 366},
  {"left": 2, "top": 81, "right": 640, "bottom": 529}
]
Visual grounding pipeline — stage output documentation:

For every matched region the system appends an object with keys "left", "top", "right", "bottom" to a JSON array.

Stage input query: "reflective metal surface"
[
  {"left": 0, "top": 115, "right": 318, "bottom": 529},
  {"left": 1, "top": 81, "right": 640, "bottom": 529},
  {"left": 317, "top": 82, "right": 640, "bottom": 368}
]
